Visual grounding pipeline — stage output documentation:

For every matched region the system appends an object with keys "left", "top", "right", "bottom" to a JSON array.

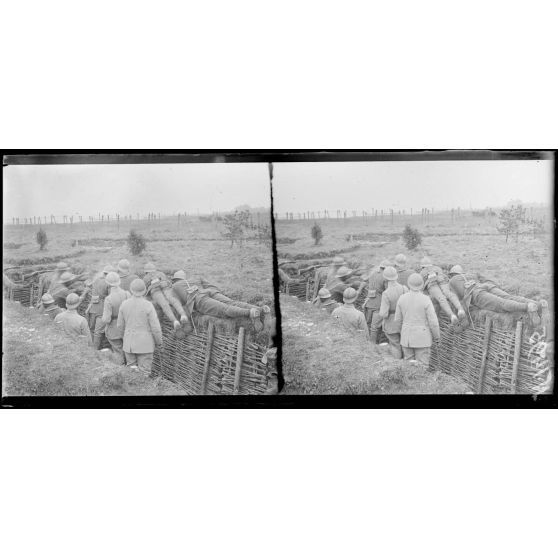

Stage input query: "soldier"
[
  {"left": 41, "top": 261, "right": 71, "bottom": 298},
  {"left": 117, "top": 278, "right": 163, "bottom": 375},
  {"left": 101, "top": 272, "right": 131, "bottom": 364},
  {"left": 117, "top": 259, "right": 139, "bottom": 293},
  {"left": 312, "top": 287, "right": 340, "bottom": 314},
  {"left": 323, "top": 256, "right": 347, "bottom": 290},
  {"left": 50, "top": 271, "right": 90, "bottom": 309},
  {"left": 143, "top": 262, "right": 189, "bottom": 331},
  {"left": 171, "top": 270, "right": 270, "bottom": 332},
  {"left": 37, "top": 293, "right": 63, "bottom": 320},
  {"left": 394, "top": 254, "right": 413, "bottom": 288},
  {"left": 331, "top": 287, "right": 370, "bottom": 339},
  {"left": 394, "top": 273, "right": 440, "bottom": 366},
  {"left": 378, "top": 266, "right": 408, "bottom": 358},
  {"left": 363, "top": 259, "right": 391, "bottom": 344},
  {"left": 420, "top": 256, "right": 465, "bottom": 325},
  {"left": 448, "top": 265, "right": 541, "bottom": 324},
  {"left": 328, "top": 266, "right": 364, "bottom": 303},
  {"left": 86, "top": 264, "right": 115, "bottom": 349},
  {"left": 54, "top": 293, "right": 92, "bottom": 345}
]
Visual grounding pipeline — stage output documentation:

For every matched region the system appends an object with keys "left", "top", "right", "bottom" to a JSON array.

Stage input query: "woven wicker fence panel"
[{"left": 286, "top": 281, "right": 310, "bottom": 301}]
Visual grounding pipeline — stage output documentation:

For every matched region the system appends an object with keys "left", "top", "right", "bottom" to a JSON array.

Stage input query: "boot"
[
  {"left": 180, "top": 314, "right": 189, "bottom": 324},
  {"left": 250, "top": 308, "right": 264, "bottom": 332},
  {"left": 450, "top": 314, "right": 459, "bottom": 325},
  {"left": 93, "top": 334, "right": 103, "bottom": 350},
  {"left": 260, "top": 305, "right": 272, "bottom": 330},
  {"left": 173, "top": 320, "right": 181, "bottom": 331},
  {"left": 457, "top": 308, "right": 466, "bottom": 320}
]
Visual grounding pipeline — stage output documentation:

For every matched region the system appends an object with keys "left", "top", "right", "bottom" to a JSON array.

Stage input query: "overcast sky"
[
  {"left": 3, "top": 163, "right": 271, "bottom": 220},
  {"left": 273, "top": 160, "right": 553, "bottom": 213}
]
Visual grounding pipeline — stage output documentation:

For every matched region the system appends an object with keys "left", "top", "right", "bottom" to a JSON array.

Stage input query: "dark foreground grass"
[
  {"left": 280, "top": 295, "right": 470, "bottom": 395},
  {"left": 2, "top": 302, "right": 186, "bottom": 397}
]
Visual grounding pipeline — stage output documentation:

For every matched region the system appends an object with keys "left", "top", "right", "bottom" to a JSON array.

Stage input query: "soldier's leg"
[
  {"left": 209, "top": 291, "right": 255, "bottom": 310},
  {"left": 163, "top": 288, "right": 189, "bottom": 323},
  {"left": 402, "top": 346, "right": 415, "bottom": 361},
  {"left": 124, "top": 352, "right": 138, "bottom": 368},
  {"left": 364, "top": 307, "right": 374, "bottom": 327},
  {"left": 196, "top": 296, "right": 252, "bottom": 319},
  {"left": 150, "top": 289, "right": 180, "bottom": 329},
  {"left": 369, "top": 310, "right": 383, "bottom": 344},
  {"left": 486, "top": 285, "right": 533, "bottom": 304},
  {"left": 136, "top": 352, "right": 154, "bottom": 375},
  {"left": 414, "top": 347, "right": 431, "bottom": 367},
  {"left": 384, "top": 332, "right": 403, "bottom": 359},
  {"left": 107, "top": 337, "right": 125, "bottom": 365},
  {"left": 439, "top": 282, "right": 465, "bottom": 318},
  {"left": 475, "top": 290, "right": 529, "bottom": 313},
  {"left": 427, "top": 283, "right": 458, "bottom": 324},
  {"left": 93, "top": 315, "right": 106, "bottom": 350}
]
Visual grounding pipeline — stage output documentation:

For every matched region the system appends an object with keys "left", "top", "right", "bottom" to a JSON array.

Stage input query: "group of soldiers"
[
  {"left": 290, "top": 254, "right": 548, "bottom": 366},
  {"left": 28, "top": 259, "right": 272, "bottom": 375}
]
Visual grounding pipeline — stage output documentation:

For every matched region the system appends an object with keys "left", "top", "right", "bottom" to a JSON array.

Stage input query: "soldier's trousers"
[
  {"left": 88, "top": 313, "right": 106, "bottom": 350},
  {"left": 402, "top": 346, "right": 431, "bottom": 367},
  {"left": 484, "top": 285, "right": 533, "bottom": 304},
  {"left": 473, "top": 291, "right": 529, "bottom": 313},
  {"left": 206, "top": 291, "right": 256, "bottom": 310},
  {"left": 384, "top": 332, "right": 403, "bottom": 359},
  {"left": 124, "top": 352, "right": 154, "bottom": 374},
  {"left": 195, "top": 296, "right": 252, "bottom": 319},
  {"left": 151, "top": 288, "right": 187, "bottom": 324},
  {"left": 107, "top": 337, "right": 125, "bottom": 365},
  {"left": 365, "top": 308, "right": 383, "bottom": 343},
  {"left": 426, "top": 283, "right": 459, "bottom": 318}
]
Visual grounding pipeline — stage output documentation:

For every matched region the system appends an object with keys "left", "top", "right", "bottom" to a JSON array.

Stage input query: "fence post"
[
  {"left": 233, "top": 327, "right": 246, "bottom": 395},
  {"left": 510, "top": 320, "right": 524, "bottom": 394},
  {"left": 477, "top": 317, "right": 493, "bottom": 393},
  {"left": 200, "top": 322, "right": 216, "bottom": 395}
]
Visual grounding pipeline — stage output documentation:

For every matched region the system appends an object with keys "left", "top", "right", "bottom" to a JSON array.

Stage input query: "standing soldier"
[
  {"left": 117, "top": 278, "right": 163, "bottom": 375},
  {"left": 54, "top": 293, "right": 92, "bottom": 345},
  {"left": 394, "top": 273, "right": 440, "bottom": 366},
  {"left": 50, "top": 271, "right": 90, "bottom": 309},
  {"left": 86, "top": 264, "right": 115, "bottom": 350},
  {"left": 101, "top": 272, "right": 131, "bottom": 364},
  {"left": 331, "top": 287, "right": 370, "bottom": 339},
  {"left": 117, "top": 259, "right": 139, "bottom": 293},
  {"left": 363, "top": 259, "right": 391, "bottom": 344},
  {"left": 37, "top": 293, "right": 63, "bottom": 320},
  {"left": 378, "top": 266, "right": 408, "bottom": 358},
  {"left": 312, "top": 288, "right": 340, "bottom": 314},
  {"left": 394, "top": 254, "right": 413, "bottom": 288}
]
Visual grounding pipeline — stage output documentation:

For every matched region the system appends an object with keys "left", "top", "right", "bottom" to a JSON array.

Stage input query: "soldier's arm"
[
  {"left": 426, "top": 300, "right": 441, "bottom": 341},
  {"left": 393, "top": 301, "right": 403, "bottom": 332},
  {"left": 116, "top": 306, "right": 125, "bottom": 332},
  {"left": 148, "top": 305, "right": 163, "bottom": 346},
  {"left": 101, "top": 298, "right": 112, "bottom": 325},
  {"left": 378, "top": 292, "right": 390, "bottom": 319}
]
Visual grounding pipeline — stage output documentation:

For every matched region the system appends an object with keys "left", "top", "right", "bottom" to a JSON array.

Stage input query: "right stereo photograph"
[{"left": 273, "top": 153, "right": 554, "bottom": 396}]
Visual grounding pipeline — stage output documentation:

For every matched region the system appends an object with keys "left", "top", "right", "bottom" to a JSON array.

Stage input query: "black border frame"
[{"left": 2, "top": 149, "right": 556, "bottom": 409}]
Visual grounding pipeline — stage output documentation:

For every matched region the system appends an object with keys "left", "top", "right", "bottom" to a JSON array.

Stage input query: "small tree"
[
  {"left": 36, "top": 228, "right": 48, "bottom": 251},
  {"left": 402, "top": 224, "right": 422, "bottom": 250},
  {"left": 127, "top": 229, "right": 147, "bottom": 256},
  {"left": 497, "top": 204, "right": 526, "bottom": 243},
  {"left": 223, "top": 210, "right": 250, "bottom": 248},
  {"left": 311, "top": 222, "right": 323, "bottom": 245}
]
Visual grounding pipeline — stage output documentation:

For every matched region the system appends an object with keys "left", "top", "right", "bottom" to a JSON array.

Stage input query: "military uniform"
[
  {"left": 379, "top": 283, "right": 408, "bottom": 358},
  {"left": 363, "top": 267, "right": 387, "bottom": 343},
  {"left": 54, "top": 309, "right": 92, "bottom": 344},
  {"left": 394, "top": 290, "right": 440, "bottom": 366},
  {"left": 102, "top": 287, "right": 131, "bottom": 364},
  {"left": 328, "top": 276, "right": 362, "bottom": 303},
  {"left": 119, "top": 272, "right": 140, "bottom": 293},
  {"left": 38, "top": 302, "right": 63, "bottom": 320},
  {"left": 331, "top": 304, "right": 370, "bottom": 339},
  {"left": 313, "top": 298, "right": 340, "bottom": 314},
  {"left": 144, "top": 271, "right": 187, "bottom": 325},
  {"left": 420, "top": 265, "right": 464, "bottom": 319},
  {"left": 117, "top": 295, "right": 163, "bottom": 374},
  {"left": 86, "top": 274, "right": 110, "bottom": 349},
  {"left": 50, "top": 282, "right": 87, "bottom": 309},
  {"left": 395, "top": 267, "right": 413, "bottom": 289}
]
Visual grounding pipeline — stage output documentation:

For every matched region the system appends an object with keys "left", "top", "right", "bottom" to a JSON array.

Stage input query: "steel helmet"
[
  {"left": 318, "top": 288, "right": 332, "bottom": 299},
  {"left": 394, "top": 254, "right": 407, "bottom": 266},
  {"left": 173, "top": 270, "right": 186, "bottom": 281},
  {"left": 383, "top": 266, "right": 398, "bottom": 281},
  {"left": 420, "top": 256, "right": 433, "bottom": 268},
  {"left": 144, "top": 262, "right": 157, "bottom": 273},
  {"left": 379, "top": 259, "right": 392, "bottom": 269},
  {"left": 56, "top": 261, "right": 70, "bottom": 271},
  {"left": 105, "top": 271, "right": 121, "bottom": 287},
  {"left": 130, "top": 278, "right": 147, "bottom": 296},
  {"left": 408, "top": 273, "right": 425, "bottom": 291},
  {"left": 332, "top": 256, "right": 346, "bottom": 265},
  {"left": 103, "top": 264, "right": 116, "bottom": 274},
  {"left": 66, "top": 293, "right": 80, "bottom": 309},
  {"left": 336, "top": 266, "right": 353, "bottom": 278},
  {"left": 449, "top": 265, "right": 464, "bottom": 276},
  {"left": 343, "top": 287, "right": 358, "bottom": 303},
  {"left": 60, "top": 271, "right": 76, "bottom": 283},
  {"left": 41, "top": 293, "right": 55, "bottom": 305},
  {"left": 117, "top": 259, "right": 130, "bottom": 274}
]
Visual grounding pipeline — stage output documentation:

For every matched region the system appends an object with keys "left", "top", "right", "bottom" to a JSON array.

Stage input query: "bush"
[
  {"left": 36, "top": 228, "right": 48, "bottom": 251},
  {"left": 402, "top": 224, "right": 422, "bottom": 250},
  {"left": 311, "top": 222, "right": 323, "bottom": 245},
  {"left": 223, "top": 210, "right": 250, "bottom": 248},
  {"left": 127, "top": 229, "right": 147, "bottom": 256},
  {"left": 497, "top": 204, "right": 526, "bottom": 243}
]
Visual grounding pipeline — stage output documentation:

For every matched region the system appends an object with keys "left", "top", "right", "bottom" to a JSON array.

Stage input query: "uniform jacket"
[
  {"left": 328, "top": 277, "right": 363, "bottom": 302},
  {"left": 102, "top": 287, "right": 131, "bottom": 339},
  {"left": 313, "top": 299, "right": 340, "bottom": 314},
  {"left": 144, "top": 271, "right": 171, "bottom": 293},
  {"left": 54, "top": 309, "right": 91, "bottom": 343},
  {"left": 38, "top": 303, "right": 63, "bottom": 320},
  {"left": 420, "top": 265, "right": 449, "bottom": 289},
  {"left": 331, "top": 304, "right": 369, "bottom": 338},
  {"left": 364, "top": 268, "right": 387, "bottom": 310},
  {"left": 50, "top": 282, "right": 86, "bottom": 309},
  {"left": 395, "top": 267, "right": 413, "bottom": 289},
  {"left": 88, "top": 275, "right": 109, "bottom": 314},
  {"left": 119, "top": 273, "right": 140, "bottom": 293},
  {"left": 379, "top": 283, "right": 408, "bottom": 334},
  {"left": 117, "top": 296, "right": 163, "bottom": 354},
  {"left": 172, "top": 279, "right": 198, "bottom": 315},
  {"left": 394, "top": 291, "right": 440, "bottom": 348}
]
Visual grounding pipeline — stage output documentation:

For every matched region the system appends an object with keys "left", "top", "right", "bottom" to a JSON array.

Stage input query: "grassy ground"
[
  {"left": 2, "top": 302, "right": 186, "bottom": 396},
  {"left": 280, "top": 295, "right": 470, "bottom": 395}
]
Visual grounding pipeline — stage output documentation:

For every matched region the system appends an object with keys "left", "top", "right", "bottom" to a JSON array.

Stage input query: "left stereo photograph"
[{"left": 2, "top": 158, "right": 278, "bottom": 399}]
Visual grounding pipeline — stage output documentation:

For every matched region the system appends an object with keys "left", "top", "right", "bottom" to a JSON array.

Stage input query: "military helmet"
[
  {"left": 56, "top": 261, "right": 70, "bottom": 271},
  {"left": 318, "top": 288, "right": 332, "bottom": 299},
  {"left": 105, "top": 271, "right": 121, "bottom": 287},
  {"left": 332, "top": 256, "right": 346, "bottom": 265},
  {"left": 144, "top": 262, "right": 157, "bottom": 273},
  {"left": 383, "top": 266, "right": 398, "bottom": 281},
  {"left": 449, "top": 265, "right": 464, "bottom": 276},
  {"left": 420, "top": 256, "right": 433, "bottom": 268},
  {"left": 41, "top": 293, "right": 55, "bottom": 305},
  {"left": 130, "top": 278, "right": 147, "bottom": 296},
  {"left": 379, "top": 259, "right": 392, "bottom": 269},
  {"left": 60, "top": 271, "right": 76, "bottom": 284},
  {"left": 117, "top": 259, "right": 130, "bottom": 274},
  {"left": 103, "top": 264, "right": 116, "bottom": 274},
  {"left": 66, "top": 293, "right": 80, "bottom": 309},
  {"left": 343, "top": 287, "right": 358, "bottom": 303},
  {"left": 173, "top": 270, "right": 186, "bottom": 281},
  {"left": 408, "top": 273, "right": 425, "bottom": 291},
  {"left": 394, "top": 253, "right": 407, "bottom": 266},
  {"left": 336, "top": 266, "right": 353, "bottom": 278}
]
